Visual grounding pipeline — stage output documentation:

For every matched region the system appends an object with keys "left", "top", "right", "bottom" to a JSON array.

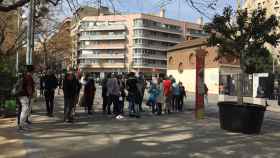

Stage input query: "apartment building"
[
  {"left": 244, "top": 0, "right": 280, "bottom": 65},
  {"left": 76, "top": 10, "right": 206, "bottom": 77}
]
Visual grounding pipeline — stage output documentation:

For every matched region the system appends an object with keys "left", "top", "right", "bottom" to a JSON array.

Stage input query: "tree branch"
[{"left": 0, "top": 0, "right": 61, "bottom": 12}]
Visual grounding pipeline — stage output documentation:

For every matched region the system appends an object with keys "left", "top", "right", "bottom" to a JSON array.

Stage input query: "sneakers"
[
  {"left": 26, "top": 120, "right": 32, "bottom": 125},
  {"left": 116, "top": 115, "right": 124, "bottom": 119},
  {"left": 17, "top": 126, "right": 27, "bottom": 132}
]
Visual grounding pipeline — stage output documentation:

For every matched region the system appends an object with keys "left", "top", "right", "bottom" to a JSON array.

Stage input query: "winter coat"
[
  {"left": 63, "top": 74, "right": 79, "bottom": 98},
  {"left": 43, "top": 74, "right": 58, "bottom": 90},
  {"left": 106, "top": 78, "right": 120, "bottom": 96},
  {"left": 157, "top": 82, "right": 164, "bottom": 104},
  {"left": 172, "top": 83, "right": 180, "bottom": 96}
]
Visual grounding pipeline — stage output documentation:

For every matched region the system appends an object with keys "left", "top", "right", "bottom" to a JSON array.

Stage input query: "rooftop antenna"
[
  {"left": 97, "top": 0, "right": 101, "bottom": 16},
  {"left": 237, "top": 0, "right": 241, "bottom": 10}
]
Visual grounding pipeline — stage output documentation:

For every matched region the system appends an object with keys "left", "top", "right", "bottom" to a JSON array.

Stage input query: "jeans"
[
  {"left": 102, "top": 96, "right": 108, "bottom": 113},
  {"left": 164, "top": 95, "right": 172, "bottom": 113},
  {"left": 178, "top": 95, "right": 184, "bottom": 111},
  {"left": 18, "top": 96, "right": 31, "bottom": 127},
  {"left": 45, "top": 89, "right": 55, "bottom": 115},
  {"left": 64, "top": 97, "right": 75, "bottom": 121},
  {"left": 128, "top": 95, "right": 140, "bottom": 116}
]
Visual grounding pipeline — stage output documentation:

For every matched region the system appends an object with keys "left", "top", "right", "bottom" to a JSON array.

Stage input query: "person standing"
[
  {"left": 126, "top": 72, "right": 141, "bottom": 118},
  {"left": 178, "top": 82, "right": 186, "bottom": 112},
  {"left": 106, "top": 73, "right": 121, "bottom": 117},
  {"left": 157, "top": 75, "right": 165, "bottom": 115},
  {"left": 57, "top": 74, "right": 63, "bottom": 95},
  {"left": 43, "top": 70, "right": 58, "bottom": 117},
  {"left": 17, "top": 66, "right": 35, "bottom": 131},
  {"left": 40, "top": 73, "right": 45, "bottom": 97},
  {"left": 204, "top": 83, "right": 209, "bottom": 107},
  {"left": 163, "top": 75, "right": 172, "bottom": 114},
  {"left": 137, "top": 72, "right": 145, "bottom": 112},
  {"left": 172, "top": 80, "right": 180, "bottom": 112},
  {"left": 84, "top": 76, "right": 96, "bottom": 115},
  {"left": 148, "top": 82, "right": 159, "bottom": 114},
  {"left": 63, "top": 71, "right": 79, "bottom": 123},
  {"left": 117, "top": 75, "right": 126, "bottom": 115},
  {"left": 101, "top": 74, "right": 109, "bottom": 114}
]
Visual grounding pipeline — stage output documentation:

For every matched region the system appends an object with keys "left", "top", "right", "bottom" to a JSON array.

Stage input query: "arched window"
[
  {"left": 178, "top": 62, "right": 183, "bottom": 73},
  {"left": 168, "top": 56, "right": 174, "bottom": 65}
]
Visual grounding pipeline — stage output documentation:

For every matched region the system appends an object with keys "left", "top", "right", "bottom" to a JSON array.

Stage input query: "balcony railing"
[
  {"left": 79, "top": 63, "right": 125, "bottom": 68},
  {"left": 185, "top": 32, "right": 208, "bottom": 38},
  {"left": 133, "top": 54, "right": 167, "bottom": 60},
  {"left": 133, "top": 34, "right": 182, "bottom": 44},
  {"left": 80, "top": 25, "right": 126, "bottom": 31},
  {"left": 133, "top": 63, "right": 167, "bottom": 69},
  {"left": 133, "top": 24, "right": 183, "bottom": 35},
  {"left": 79, "top": 34, "right": 126, "bottom": 41},
  {"left": 133, "top": 44, "right": 169, "bottom": 51},
  {"left": 79, "top": 44, "right": 126, "bottom": 50},
  {"left": 79, "top": 54, "right": 125, "bottom": 59}
]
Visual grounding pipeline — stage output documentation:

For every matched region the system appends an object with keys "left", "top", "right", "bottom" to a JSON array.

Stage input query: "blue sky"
[
  {"left": 103, "top": 0, "right": 239, "bottom": 22},
  {"left": 62, "top": 0, "right": 240, "bottom": 23}
]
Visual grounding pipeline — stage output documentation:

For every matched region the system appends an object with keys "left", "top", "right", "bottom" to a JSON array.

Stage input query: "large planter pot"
[{"left": 218, "top": 101, "right": 266, "bottom": 134}]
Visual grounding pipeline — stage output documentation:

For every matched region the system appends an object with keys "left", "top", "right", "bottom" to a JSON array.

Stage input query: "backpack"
[{"left": 11, "top": 78, "right": 24, "bottom": 96}]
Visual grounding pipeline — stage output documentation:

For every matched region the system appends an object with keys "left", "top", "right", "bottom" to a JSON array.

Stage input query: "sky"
[{"left": 66, "top": 0, "right": 240, "bottom": 23}]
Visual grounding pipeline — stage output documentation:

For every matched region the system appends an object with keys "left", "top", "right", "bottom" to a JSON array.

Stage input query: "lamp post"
[{"left": 26, "top": 0, "right": 34, "bottom": 65}]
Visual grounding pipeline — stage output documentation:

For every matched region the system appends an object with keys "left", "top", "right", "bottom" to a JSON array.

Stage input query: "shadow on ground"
[{"left": 6, "top": 96, "right": 280, "bottom": 158}]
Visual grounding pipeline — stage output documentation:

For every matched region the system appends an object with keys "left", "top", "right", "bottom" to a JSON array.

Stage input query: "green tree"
[{"left": 204, "top": 6, "right": 280, "bottom": 103}]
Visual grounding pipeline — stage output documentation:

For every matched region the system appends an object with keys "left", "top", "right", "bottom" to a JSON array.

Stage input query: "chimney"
[
  {"left": 160, "top": 8, "right": 166, "bottom": 17},
  {"left": 197, "top": 17, "right": 203, "bottom": 25}
]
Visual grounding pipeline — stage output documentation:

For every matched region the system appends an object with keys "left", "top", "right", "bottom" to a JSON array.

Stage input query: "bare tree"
[
  {"left": 0, "top": 11, "right": 26, "bottom": 58},
  {"left": 0, "top": 0, "right": 219, "bottom": 15}
]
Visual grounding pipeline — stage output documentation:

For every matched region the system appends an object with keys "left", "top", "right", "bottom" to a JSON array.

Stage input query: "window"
[{"left": 168, "top": 56, "right": 174, "bottom": 65}]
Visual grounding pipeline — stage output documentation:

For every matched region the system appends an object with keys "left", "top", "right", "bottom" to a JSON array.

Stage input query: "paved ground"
[{"left": 2, "top": 88, "right": 280, "bottom": 158}]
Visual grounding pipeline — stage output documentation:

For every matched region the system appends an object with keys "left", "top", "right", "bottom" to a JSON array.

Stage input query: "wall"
[{"left": 167, "top": 68, "right": 219, "bottom": 94}]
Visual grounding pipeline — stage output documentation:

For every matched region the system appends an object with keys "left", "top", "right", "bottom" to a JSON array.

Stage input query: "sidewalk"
[
  {"left": 2, "top": 92, "right": 280, "bottom": 158},
  {"left": 0, "top": 118, "right": 27, "bottom": 158}
]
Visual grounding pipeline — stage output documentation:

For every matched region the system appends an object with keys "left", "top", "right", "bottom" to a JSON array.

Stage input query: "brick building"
[{"left": 167, "top": 38, "right": 240, "bottom": 94}]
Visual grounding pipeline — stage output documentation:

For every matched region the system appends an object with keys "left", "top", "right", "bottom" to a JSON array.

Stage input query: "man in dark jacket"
[
  {"left": 137, "top": 72, "right": 146, "bottom": 112},
  {"left": 126, "top": 72, "right": 141, "bottom": 118},
  {"left": 101, "top": 74, "right": 109, "bottom": 114},
  {"left": 63, "top": 71, "right": 79, "bottom": 122},
  {"left": 43, "top": 70, "right": 58, "bottom": 117}
]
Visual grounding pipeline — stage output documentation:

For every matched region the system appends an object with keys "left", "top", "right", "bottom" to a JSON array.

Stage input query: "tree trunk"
[
  {"left": 237, "top": 51, "right": 245, "bottom": 104},
  {"left": 237, "top": 72, "right": 244, "bottom": 104}
]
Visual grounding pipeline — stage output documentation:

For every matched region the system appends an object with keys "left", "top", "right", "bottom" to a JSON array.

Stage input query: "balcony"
[
  {"left": 133, "top": 44, "right": 169, "bottom": 51},
  {"left": 79, "top": 53, "right": 125, "bottom": 59},
  {"left": 79, "top": 34, "right": 126, "bottom": 41},
  {"left": 133, "top": 34, "right": 182, "bottom": 44},
  {"left": 133, "top": 54, "right": 167, "bottom": 60},
  {"left": 79, "top": 44, "right": 126, "bottom": 50},
  {"left": 79, "top": 63, "right": 125, "bottom": 68},
  {"left": 133, "top": 24, "right": 182, "bottom": 35},
  {"left": 80, "top": 25, "right": 126, "bottom": 31},
  {"left": 133, "top": 63, "right": 167, "bottom": 69},
  {"left": 185, "top": 32, "right": 208, "bottom": 38}
]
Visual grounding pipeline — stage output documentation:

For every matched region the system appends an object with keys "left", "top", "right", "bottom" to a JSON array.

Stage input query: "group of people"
[
  {"left": 146, "top": 75, "right": 187, "bottom": 115},
  {"left": 14, "top": 67, "right": 190, "bottom": 131}
]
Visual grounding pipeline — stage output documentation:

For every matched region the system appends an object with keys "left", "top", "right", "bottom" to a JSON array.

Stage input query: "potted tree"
[{"left": 204, "top": 6, "right": 280, "bottom": 134}]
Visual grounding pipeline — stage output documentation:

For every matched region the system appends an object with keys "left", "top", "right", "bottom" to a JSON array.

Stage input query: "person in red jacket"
[
  {"left": 17, "top": 66, "right": 35, "bottom": 131},
  {"left": 163, "top": 75, "right": 172, "bottom": 114}
]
